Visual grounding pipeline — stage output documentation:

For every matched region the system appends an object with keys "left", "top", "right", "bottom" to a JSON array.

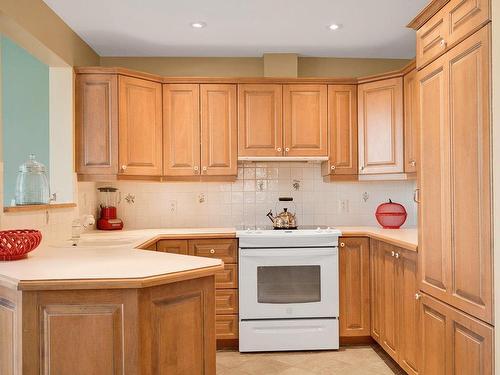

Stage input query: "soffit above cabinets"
[{"left": 42, "top": 0, "right": 427, "bottom": 58}]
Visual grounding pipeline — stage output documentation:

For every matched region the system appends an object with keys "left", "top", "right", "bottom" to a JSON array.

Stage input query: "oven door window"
[{"left": 257, "top": 265, "right": 321, "bottom": 304}]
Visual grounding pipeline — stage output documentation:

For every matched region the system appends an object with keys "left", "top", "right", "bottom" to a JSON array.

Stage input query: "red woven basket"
[
  {"left": 375, "top": 200, "right": 407, "bottom": 229},
  {"left": 0, "top": 230, "right": 42, "bottom": 261}
]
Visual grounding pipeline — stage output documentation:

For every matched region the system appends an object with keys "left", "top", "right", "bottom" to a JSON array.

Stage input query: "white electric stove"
[{"left": 237, "top": 227, "right": 341, "bottom": 352}]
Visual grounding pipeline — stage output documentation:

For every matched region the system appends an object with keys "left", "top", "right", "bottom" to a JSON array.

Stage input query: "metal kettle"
[{"left": 266, "top": 197, "right": 298, "bottom": 229}]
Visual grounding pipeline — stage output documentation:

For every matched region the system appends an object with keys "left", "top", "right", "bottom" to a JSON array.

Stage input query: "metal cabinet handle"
[
  {"left": 277, "top": 147, "right": 282, "bottom": 152},
  {"left": 331, "top": 165, "right": 336, "bottom": 171},
  {"left": 121, "top": 165, "right": 127, "bottom": 171},
  {"left": 202, "top": 166, "right": 207, "bottom": 174},
  {"left": 410, "top": 160, "right": 416, "bottom": 167},
  {"left": 340, "top": 242, "right": 345, "bottom": 248},
  {"left": 440, "top": 39, "right": 447, "bottom": 48},
  {"left": 359, "top": 166, "right": 365, "bottom": 172},
  {"left": 391, "top": 251, "right": 395, "bottom": 257},
  {"left": 415, "top": 293, "right": 422, "bottom": 300},
  {"left": 395, "top": 252, "right": 400, "bottom": 259},
  {"left": 285, "top": 147, "right": 290, "bottom": 152},
  {"left": 209, "top": 248, "right": 215, "bottom": 254},
  {"left": 414, "top": 188, "right": 420, "bottom": 203}
]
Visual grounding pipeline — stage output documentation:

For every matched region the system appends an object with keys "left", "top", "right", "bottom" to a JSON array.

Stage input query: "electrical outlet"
[
  {"left": 338, "top": 199, "right": 350, "bottom": 213},
  {"left": 168, "top": 200, "right": 177, "bottom": 214}
]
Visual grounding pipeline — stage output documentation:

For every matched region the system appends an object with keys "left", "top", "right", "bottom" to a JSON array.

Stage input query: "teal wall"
[{"left": 1, "top": 35, "right": 50, "bottom": 205}]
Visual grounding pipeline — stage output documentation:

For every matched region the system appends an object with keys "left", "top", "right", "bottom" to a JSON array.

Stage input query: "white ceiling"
[{"left": 43, "top": 0, "right": 428, "bottom": 58}]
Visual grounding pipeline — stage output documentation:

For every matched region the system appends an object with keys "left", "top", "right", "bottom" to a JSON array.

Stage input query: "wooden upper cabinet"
[
  {"left": 416, "top": 9, "right": 448, "bottom": 69},
  {"left": 416, "top": 0, "right": 490, "bottom": 69},
  {"left": 238, "top": 84, "right": 283, "bottom": 157},
  {"left": 75, "top": 74, "right": 118, "bottom": 176},
  {"left": 446, "top": 0, "right": 490, "bottom": 47},
  {"left": 403, "top": 70, "right": 419, "bottom": 174},
  {"left": 420, "top": 293, "right": 493, "bottom": 375},
  {"left": 200, "top": 84, "right": 237, "bottom": 176},
  {"left": 118, "top": 76, "right": 163, "bottom": 176},
  {"left": 283, "top": 85, "right": 328, "bottom": 157},
  {"left": 322, "top": 85, "right": 357, "bottom": 177},
  {"left": 418, "top": 26, "right": 492, "bottom": 323},
  {"left": 163, "top": 84, "right": 200, "bottom": 177},
  {"left": 338, "top": 237, "right": 370, "bottom": 337},
  {"left": 358, "top": 77, "right": 404, "bottom": 174}
]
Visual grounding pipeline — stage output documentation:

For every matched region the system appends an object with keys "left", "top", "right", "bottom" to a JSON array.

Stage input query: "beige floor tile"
[{"left": 216, "top": 346, "right": 396, "bottom": 375}]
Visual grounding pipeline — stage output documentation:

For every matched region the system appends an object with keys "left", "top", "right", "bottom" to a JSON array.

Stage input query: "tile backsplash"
[{"left": 83, "top": 162, "right": 417, "bottom": 230}]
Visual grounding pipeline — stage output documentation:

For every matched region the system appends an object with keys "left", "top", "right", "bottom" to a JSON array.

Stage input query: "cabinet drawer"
[
  {"left": 189, "top": 239, "right": 237, "bottom": 263},
  {"left": 216, "top": 264, "right": 238, "bottom": 289},
  {"left": 216, "top": 315, "right": 239, "bottom": 339},
  {"left": 216, "top": 289, "right": 239, "bottom": 315},
  {"left": 156, "top": 239, "right": 189, "bottom": 255}
]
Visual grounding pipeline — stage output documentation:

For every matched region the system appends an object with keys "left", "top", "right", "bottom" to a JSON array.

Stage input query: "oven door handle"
[{"left": 240, "top": 249, "right": 336, "bottom": 257}]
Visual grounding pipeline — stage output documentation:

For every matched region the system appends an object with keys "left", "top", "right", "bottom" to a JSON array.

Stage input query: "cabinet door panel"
[
  {"left": 418, "top": 54, "right": 450, "bottom": 298},
  {"left": 339, "top": 237, "right": 370, "bottom": 337},
  {"left": 238, "top": 84, "right": 283, "bottom": 157},
  {"left": 416, "top": 9, "right": 448, "bottom": 69},
  {"left": 322, "top": 85, "right": 357, "bottom": 176},
  {"left": 163, "top": 84, "right": 200, "bottom": 177},
  {"left": 118, "top": 76, "right": 162, "bottom": 176},
  {"left": 75, "top": 74, "right": 118, "bottom": 176},
  {"left": 447, "top": 0, "right": 490, "bottom": 47},
  {"left": 420, "top": 293, "right": 493, "bottom": 375},
  {"left": 201, "top": 84, "right": 237, "bottom": 176},
  {"left": 380, "top": 243, "right": 399, "bottom": 360},
  {"left": 398, "top": 250, "right": 420, "bottom": 375},
  {"left": 446, "top": 26, "right": 492, "bottom": 323},
  {"left": 358, "top": 78, "right": 404, "bottom": 174},
  {"left": 404, "top": 70, "right": 419, "bottom": 173},
  {"left": 369, "top": 240, "right": 383, "bottom": 343},
  {"left": 420, "top": 296, "right": 448, "bottom": 375},
  {"left": 283, "top": 85, "right": 328, "bottom": 156}
]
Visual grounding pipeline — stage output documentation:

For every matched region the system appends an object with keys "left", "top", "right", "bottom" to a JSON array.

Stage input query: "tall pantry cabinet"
[{"left": 410, "top": 0, "right": 493, "bottom": 372}]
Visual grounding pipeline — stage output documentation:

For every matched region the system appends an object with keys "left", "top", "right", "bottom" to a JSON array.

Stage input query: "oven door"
[{"left": 239, "top": 247, "right": 338, "bottom": 320}]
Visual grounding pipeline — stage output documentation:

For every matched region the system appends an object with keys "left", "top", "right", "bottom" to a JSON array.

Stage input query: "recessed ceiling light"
[
  {"left": 191, "top": 22, "right": 207, "bottom": 29},
  {"left": 328, "top": 23, "right": 340, "bottom": 31}
]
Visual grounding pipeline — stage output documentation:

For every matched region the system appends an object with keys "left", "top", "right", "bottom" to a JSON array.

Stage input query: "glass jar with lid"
[{"left": 15, "top": 154, "right": 50, "bottom": 205}]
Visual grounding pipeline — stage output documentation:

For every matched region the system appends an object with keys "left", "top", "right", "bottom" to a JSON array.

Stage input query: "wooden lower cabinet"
[
  {"left": 339, "top": 237, "right": 370, "bottom": 337},
  {"left": 420, "top": 293, "right": 493, "bottom": 375},
  {"left": 144, "top": 237, "right": 239, "bottom": 341},
  {"left": 156, "top": 239, "right": 189, "bottom": 254},
  {"left": 370, "top": 240, "right": 420, "bottom": 374},
  {"left": 1, "top": 277, "right": 216, "bottom": 375}
]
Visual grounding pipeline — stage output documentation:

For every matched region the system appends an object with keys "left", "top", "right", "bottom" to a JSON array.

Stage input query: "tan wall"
[
  {"left": 100, "top": 57, "right": 264, "bottom": 77},
  {"left": 0, "top": 0, "right": 99, "bottom": 67},
  {"left": 298, "top": 57, "right": 411, "bottom": 77},
  {"left": 100, "top": 56, "right": 412, "bottom": 78}
]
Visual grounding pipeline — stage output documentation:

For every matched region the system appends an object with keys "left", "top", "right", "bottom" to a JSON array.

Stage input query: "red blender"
[{"left": 97, "top": 187, "right": 124, "bottom": 230}]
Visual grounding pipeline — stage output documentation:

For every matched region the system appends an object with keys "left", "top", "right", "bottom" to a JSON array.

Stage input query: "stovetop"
[{"left": 236, "top": 226, "right": 341, "bottom": 247}]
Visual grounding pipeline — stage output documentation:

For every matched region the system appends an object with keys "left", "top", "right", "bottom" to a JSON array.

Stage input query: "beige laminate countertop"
[
  {"left": 0, "top": 228, "right": 235, "bottom": 290},
  {"left": 337, "top": 226, "right": 418, "bottom": 252},
  {"left": 0, "top": 226, "right": 417, "bottom": 290}
]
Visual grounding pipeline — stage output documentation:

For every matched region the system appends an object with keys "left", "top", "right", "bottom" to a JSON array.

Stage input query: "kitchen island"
[{"left": 0, "top": 228, "right": 229, "bottom": 375}]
